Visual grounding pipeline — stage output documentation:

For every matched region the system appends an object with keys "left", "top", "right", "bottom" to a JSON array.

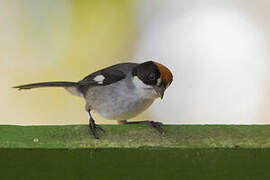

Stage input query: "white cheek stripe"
[
  {"left": 133, "top": 76, "right": 153, "bottom": 89},
  {"left": 94, "top": 75, "right": 105, "bottom": 84},
  {"left": 157, "top": 77, "right": 162, "bottom": 86}
]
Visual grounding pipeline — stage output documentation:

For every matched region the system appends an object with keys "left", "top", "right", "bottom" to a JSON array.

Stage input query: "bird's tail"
[{"left": 13, "top": 81, "right": 78, "bottom": 90}]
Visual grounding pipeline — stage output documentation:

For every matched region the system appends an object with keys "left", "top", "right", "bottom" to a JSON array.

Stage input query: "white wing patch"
[{"left": 94, "top": 75, "right": 105, "bottom": 84}]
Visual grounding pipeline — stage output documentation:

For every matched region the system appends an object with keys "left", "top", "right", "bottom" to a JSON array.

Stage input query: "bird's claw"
[
  {"left": 149, "top": 121, "right": 165, "bottom": 134},
  {"left": 88, "top": 123, "right": 105, "bottom": 139}
]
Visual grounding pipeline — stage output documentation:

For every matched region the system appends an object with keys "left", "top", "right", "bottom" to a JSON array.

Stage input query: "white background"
[{"left": 135, "top": 0, "right": 270, "bottom": 124}]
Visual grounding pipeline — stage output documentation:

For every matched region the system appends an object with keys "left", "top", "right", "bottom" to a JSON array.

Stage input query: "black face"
[{"left": 132, "top": 61, "right": 161, "bottom": 85}]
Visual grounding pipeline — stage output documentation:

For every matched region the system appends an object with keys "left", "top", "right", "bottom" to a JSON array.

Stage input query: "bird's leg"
[
  {"left": 88, "top": 110, "right": 104, "bottom": 139},
  {"left": 120, "top": 120, "right": 165, "bottom": 134}
]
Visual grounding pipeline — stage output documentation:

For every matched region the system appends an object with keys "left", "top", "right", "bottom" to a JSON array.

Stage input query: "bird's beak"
[{"left": 154, "top": 84, "right": 166, "bottom": 99}]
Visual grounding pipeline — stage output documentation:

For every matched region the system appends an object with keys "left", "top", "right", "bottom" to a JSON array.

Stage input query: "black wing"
[
  {"left": 78, "top": 69, "right": 126, "bottom": 86},
  {"left": 77, "top": 63, "right": 138, "bottom": 94}
]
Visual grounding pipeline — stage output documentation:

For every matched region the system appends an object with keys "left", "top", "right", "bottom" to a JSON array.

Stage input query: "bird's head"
[{"left": 132, "top": 61, "right": 173, "bottom": 99}]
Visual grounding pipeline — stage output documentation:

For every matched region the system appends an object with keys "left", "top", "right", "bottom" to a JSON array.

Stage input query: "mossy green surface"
[
  {"left": 1, "top": 148, "right": 270, "bottom": 180},
  {"left": 1, "top": 125, "right": 270, "bottom": 180},
  {"left": 1, "top": 125, "right": 270, "bottom": 149}
]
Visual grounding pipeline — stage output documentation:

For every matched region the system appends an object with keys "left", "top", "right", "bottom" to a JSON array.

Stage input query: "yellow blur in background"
[
  {"left": 5, "top": 0, "right": 270, "bottom": 126},
  {"left": 1, "top": 0, "right": 143, "bottom": 125}
]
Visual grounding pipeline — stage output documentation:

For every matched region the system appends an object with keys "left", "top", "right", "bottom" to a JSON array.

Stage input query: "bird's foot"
[
  {"left": 148, "top": 121, "right": 164, "bottom": 134},
  {"left": 123, "top": 120, "right": 165, "bottom": 134},
  {"left": 88, "top": 123, "right": 105, "bottom": 139}
]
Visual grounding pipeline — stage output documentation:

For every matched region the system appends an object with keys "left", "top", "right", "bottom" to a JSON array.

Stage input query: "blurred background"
[{"left": 1, "top": 0, "right": 270, "bottom": 125}]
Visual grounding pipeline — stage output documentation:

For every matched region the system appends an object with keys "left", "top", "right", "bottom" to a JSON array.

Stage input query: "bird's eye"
[{"left": 148, "top": 73, "right": 156, "bottom": 80}]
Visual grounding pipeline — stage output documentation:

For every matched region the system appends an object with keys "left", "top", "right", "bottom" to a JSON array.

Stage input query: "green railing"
[{"left": 1, "top": 125, "right": 270, "bottom": 179}]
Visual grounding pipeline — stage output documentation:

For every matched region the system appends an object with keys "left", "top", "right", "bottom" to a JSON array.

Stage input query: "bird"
[{"left": 13, "top": 61, "right": 173, "bottom": 139}]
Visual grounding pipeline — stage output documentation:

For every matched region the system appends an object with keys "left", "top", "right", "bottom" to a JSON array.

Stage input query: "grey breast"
[
  {"left": 82, "top": 63, "right": 155, "bottom": 120},
  {"left": 80, "top": 63, "right": 147, "bottom": 120}
]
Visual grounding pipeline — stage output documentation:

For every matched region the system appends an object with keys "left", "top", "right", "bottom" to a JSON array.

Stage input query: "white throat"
[{"left": 132, "top": 76, "right": 159, "bottom": 99}]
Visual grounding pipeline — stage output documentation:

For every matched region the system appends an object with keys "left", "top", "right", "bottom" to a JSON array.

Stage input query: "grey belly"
[{"left": 84, "top": 84, "right": 155, "bottom": 120}]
